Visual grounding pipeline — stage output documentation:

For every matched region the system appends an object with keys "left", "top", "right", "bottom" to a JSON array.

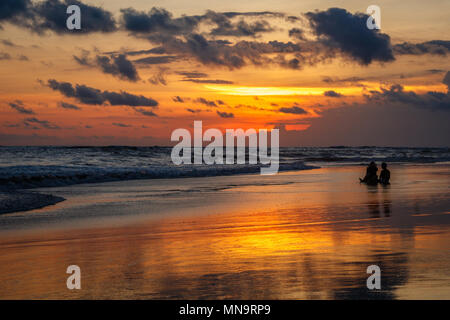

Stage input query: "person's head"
[
  {"left": 370, "top": 161, "right": 376, "bottom": 167},
  {"left": 382, "top": 162, "right": 387, "bottom": 169}
]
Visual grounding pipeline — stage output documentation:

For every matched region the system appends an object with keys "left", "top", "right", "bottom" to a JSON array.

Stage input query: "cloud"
[
  {"left": 217, "top": 111, "right": 234, "bottom": 118},
  {"left": 195, "top": 97, "right": 218, "bottom": 107},
  {"left": 134, "top": 107, "right": 157, "bottom": 117},
  {"left": 172, "top": 96, "right": 185, "bottom": 103},
  {"left": 393, "top": 40, "right": 450, "bottom": 56},
  {"left": 23, "top": 117, "right": 60, "bottom": 129},
  {"left": 121, "top": 7, "right": 199, "bottom": 35},
  {"left": 288, "top": 28, "right": 305, "bottom": 40},
  {"left": 103, "top": 91, "right": 158, "bottom": 107},
  {"left": 133, "top": 55, "right": 178, "bottom": 65},
  {"left": 73, "top": 51, "right": 140, "bottom": 81},
  {"left": 9, "top": 101, "right": 35, "bottom": 114},
  {"left": 73, "top": 50, "right": 92, "bottom": 66},
  {"left": 96, "top": 54, "right": 139, "bottom": 81},
  {"left": 30, "top": 0, "right": 116, "bottom": 34},
  {"left": 46, "top": 79, "right": 158, "bottom": 107},
  {"left": 305, "top": 8, "right": 394, "bottom": 65},
  {"left": 59, "top": 101, "right": 80, "bottom": 110},
  {"left": 279, "top": 106, "right": 308, "bottom": 114},
  {"left": 206, "top": 11, "right": 274, "bottom": 37},
  {"left": 186, "top": 108, "right": 202, "bottom": 113},
  {"left": 323, "top": 90, "right": 343, "bottom": 98},
  {"left": 0, "top": 0, "right": 30, "bottom": 23},
  {"left": 365, "top": 84, "right": 450, "bottom": 111},
  {"left": 148, "top": 67, "right": 169, "bottom": 85},
  {"left": 120, "top": 8, "right": 280, "bottom": 38},
  {"left": 182, "top": 79, "right": 233, "bottom": 84},
  {"left": 112, "top": 122, "right": 132, "bottom": 128},
  {"left": 176, "top": 71, "right": 208, "bottom": 78}
]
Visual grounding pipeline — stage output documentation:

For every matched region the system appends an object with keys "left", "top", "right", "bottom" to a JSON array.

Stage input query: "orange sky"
[{"left": 0, "top": 0, "right": 449, "bottom": 146}]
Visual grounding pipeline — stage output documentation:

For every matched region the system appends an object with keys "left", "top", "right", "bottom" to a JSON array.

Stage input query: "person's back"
[
  {"left": 379, "top": 162, "right": 390, "bottom": 185},
  {"left": 360, "top": 161, "right": 378, "bottom": 185}
]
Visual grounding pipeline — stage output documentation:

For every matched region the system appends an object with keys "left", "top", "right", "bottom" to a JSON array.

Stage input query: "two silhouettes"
[{"left": 360, "top": 162, "right": 390, "bottom": 185}]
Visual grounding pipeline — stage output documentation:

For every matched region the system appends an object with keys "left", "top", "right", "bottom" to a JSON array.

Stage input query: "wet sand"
[{"left": 0, "top": 164, "right": 449, "bottom": 299}]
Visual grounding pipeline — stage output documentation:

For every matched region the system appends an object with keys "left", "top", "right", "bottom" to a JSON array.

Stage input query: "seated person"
[
  {"left": 360, "top": 161, "right": 378, "bottom": 185},
  {"left": 379, "top": 162, "right": 390, "bottom": 185}
]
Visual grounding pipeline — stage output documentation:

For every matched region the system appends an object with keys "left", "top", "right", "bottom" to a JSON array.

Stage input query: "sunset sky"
[{"left": 0, "top": 0, "right": 449, "bottom": 146}]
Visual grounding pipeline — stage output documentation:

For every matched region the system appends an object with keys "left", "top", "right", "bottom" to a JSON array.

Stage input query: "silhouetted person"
[
  {"left": 379, "top": 162, "right": 390, "bottom": 185},
  {"left": 360, "top": 161, "right": 378, "bottom": 185}
]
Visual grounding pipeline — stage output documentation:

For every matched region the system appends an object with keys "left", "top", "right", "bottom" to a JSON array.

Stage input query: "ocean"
[{"left": 1, "top": 146, "right": 449, "bottom": 189}]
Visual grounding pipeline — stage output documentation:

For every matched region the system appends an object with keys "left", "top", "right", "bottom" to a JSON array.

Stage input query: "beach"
[{"left": 0, "top": 163, "right": 449, "bottom": 299}]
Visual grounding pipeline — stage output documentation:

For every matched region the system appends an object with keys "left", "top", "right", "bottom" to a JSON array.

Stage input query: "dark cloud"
[
  {"left": 393, "top": 40, "right": 450, "bottom": 56},
  {"left": 120, "top": 8, "right": 280, "bottom": 38},
  {"left": 121, "top": 7, "right": 199, "bottom": 35},
  {"left": 366, "top": 84, "right": 450, "bottom": 111},
  {"left": 0, "top": 0, "right": 30, "bottom": 23},
  {"left": 96, "top": 54, "right": 139, "bottom": 81},
  {"left": 322, "top": 76, "right": 365, "bottom": 84},
  {"left": 305, "top": 8, "right": 394, "bottom": 65},
  {"left": 279, "top": 106, "right": 308, "bottom": 114},
  {"left": 112, "top": 122, "right": 132, "bottom": 128},
  {"left": 24, "top": 117, "right": 60, "bottom": 129},
  {"left": 172, "top": 96, "right": 185, "bottom": 103},
  {"left": 121, "top": 7, "right": 401, "bottom": 70},
  {"left": 186, "top": 108, "right": 202, "bottom": 113},
  {"left": 176, "top": 71, "right": 208, "bottom": 78},
  {"left": 102, "top": 91, "right": 158, "bottom": 107},
  {"left": 217, "top": 111, "right": 234, "bottom": 118},
  {"left": 182, "top": 79, "right": 233, "bottom": 84},
  {"left": 195, "top": 97, "right": 218, "bottom": 107},
  {"left": 134, "top": 108, "right": 157, "bottom": 117},
  {"left": 288, "top": 28, "right": 305, "bottom": 40},
  {"left": 9, "top": 101, "right": 35, "bottom": 114},
  {"left": 133, "top": 55, "right": 178, "bottom": 65},
  {"left": 221, "top": 12, "right": 284, "bottom": 18},
  {"left": 46, "top": 79, "right": 158, "bottom": 107},
  {"left": 31, "top": 0, "right": 116, "bottom": 34},
  {"left": 73, "top": 50, "right": 92, "bottom": 66},
  {"left": 324, "top": 90, "right": 343, "bottom": 98},
  {"left": 73, "top": 51, "right": 140, "bottom": 81},
  {"left": 207, "top": 10, "right": 274, "bottom": 37},
  {"left": 122, "top": 47, "right": 167, "bottom": 56},
  {"left": 59, "top": 101, "right": 80, "bottom": 110}
]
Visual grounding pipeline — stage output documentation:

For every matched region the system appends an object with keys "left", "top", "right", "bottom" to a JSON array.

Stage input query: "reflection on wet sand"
[{"left": 0, "top": 165, "right": 449, "bottom": 299}]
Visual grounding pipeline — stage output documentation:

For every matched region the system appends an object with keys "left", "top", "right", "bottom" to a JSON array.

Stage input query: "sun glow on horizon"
[{"left": 203, "top": 84, "right": 448, "bottom": 96}]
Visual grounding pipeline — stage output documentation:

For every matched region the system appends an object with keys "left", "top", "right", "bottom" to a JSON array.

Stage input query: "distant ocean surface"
[{"left": 0, "top": 146, "right": 449, "bottom": 190}]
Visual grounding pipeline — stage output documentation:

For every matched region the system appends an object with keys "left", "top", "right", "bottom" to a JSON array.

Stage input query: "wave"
[{"left": 0, "top": 162, "right": 317, "bottom": 190}]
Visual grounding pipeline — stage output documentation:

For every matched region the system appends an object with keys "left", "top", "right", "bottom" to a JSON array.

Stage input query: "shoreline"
[{"left": 0, "top": 164, "right": 449, "bottom": 299}]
